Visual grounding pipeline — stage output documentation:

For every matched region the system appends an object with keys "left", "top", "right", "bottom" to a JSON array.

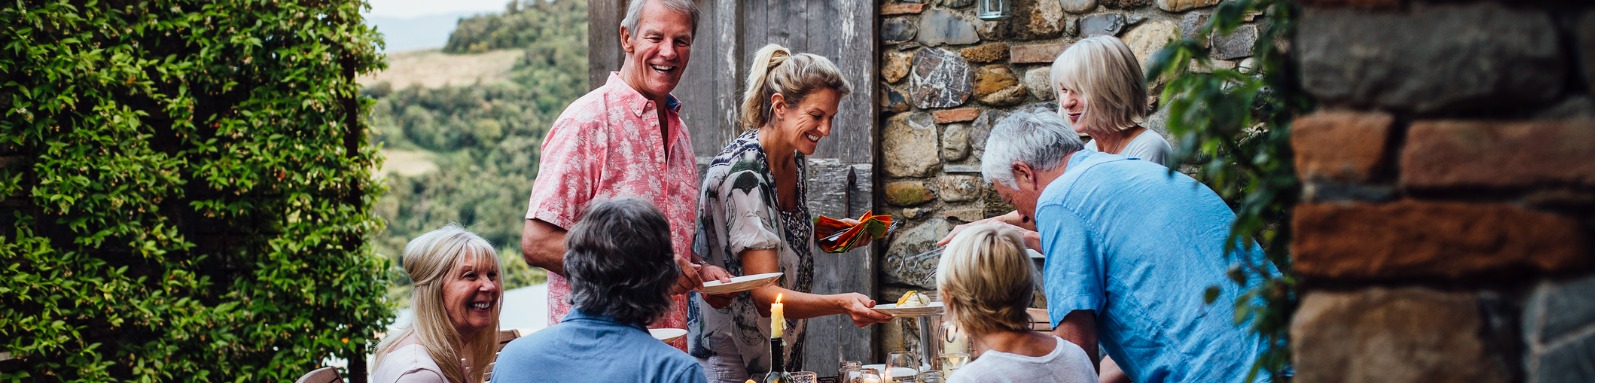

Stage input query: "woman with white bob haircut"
[
  {"left": 373, "top": 224, "right": 503, "bottom": 383},
  {"left": 1050, "top": 35, "right": 1171, "bottom": 165},
  {"left": 937, "top": 223, "right": 1096, "bottom": 383}
]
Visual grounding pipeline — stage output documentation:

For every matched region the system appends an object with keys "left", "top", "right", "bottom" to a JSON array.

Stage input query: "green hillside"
[{"left": 365, "top": 0, "right": 588, "bottom": 303}]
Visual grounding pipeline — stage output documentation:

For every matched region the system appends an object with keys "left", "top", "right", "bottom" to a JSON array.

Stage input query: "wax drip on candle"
[{"left": 771, "top": 293, "right": 785, "bottom": 338}]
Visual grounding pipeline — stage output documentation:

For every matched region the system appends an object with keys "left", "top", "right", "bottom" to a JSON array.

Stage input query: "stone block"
[
  {"left": 1080, "top": 13, "right": 1126, "bottom": 37},
  {"left": 1400, "top": 119, "right": 1595, "bottom": 189},
  {"left": 909, "top": 48, "right": 974, "bottom": 109},
  {"left": 884, "top": 219, "right": 953, "bottom": 289},
  {"left": 1180, "top": 11, "right": 1211, "bottom": 48},
  {"left": 1156, "top": 0, "right": 1218, "bottom": 12},
  {"left": 1061, "top": 0, "right": 1097, "bottom": 14},
  {"left": 1010, "top": 42, "right": 1068, "bottom": 63},
  {"left": 884, "top": 112, "right": 942, "bottom": 177},
  {"left": 1122, "top": 20, "right": 1179, "bottom": 69},
  {"left": 918, "top": 10, "right": 981, "bottom": 46},
  {"left": 941, "top": 205, "right": 986, "bottom": 222},
  {"left": 1290, "top": 110, "right": 1393, "bottom": 183},
  {"left": 978, "top": 84, "right": 1029, "bottom": 106},
  {"left": 1210, "top": 23, "right": 1256, "bottom": 60},
  {"left": 1292, "top": 288, "right": 1513, "bottom": 383},
  {"left": 882, "top": 2, "right": 925, "bottom": 15},
  {"left": 1292, "top": 201, "right": 1590, "bottom": 280},
  {"left": 944, "top": 164, "right": 983, "bottom": 174},
  {"left": 968, "top": 109, "right": 995, "bottom": 158},
  {"left": 883, "top": 50, "right": 913, "bottom": 84},
  {"left": 1298, "top": 4, "right": 1565, "bottom": 114},
  {"left": 899, "top": 207, "right": 930, "bottom": 220},
  {"left": 973, "top": 65, "right": 1020, "bottom": 97},
  {"left": 885, "top": 181, "right": 936, "bottom": 207},
  {"left": 1024, "top": 66, "right": 1054, "bottom": 101},
  {"left": 941, "top": 0, "right": 974, "bottom": 7},
  {"left": 883, "top": 87, "right": 911, "bottom": 113},
  {"left": 1011, "top": 0, "right": 1068, "bottom": 40},
  {"left": 1530, "top": 335, "right": 1595, "bottom": 383},
  {"left": 936, "top": 175, "right": 984, "bottom": 202},
  {"left": 1523, "top": 276, "right": 1596, "bottom": 345},
  {"left": 942, "top": 124, "right": 972, "bottom": 161},
  {"left": 959, "top": 43, "right": 1010, "bottom": 63},
  {"left": 883, "top": 17, "right": 918, "bottom": 44},
  {"left": 932, "top": 108, "right": 982, "bottom": 124}
]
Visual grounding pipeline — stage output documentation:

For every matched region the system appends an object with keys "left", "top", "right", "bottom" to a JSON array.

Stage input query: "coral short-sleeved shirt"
[{"left": 525, "top": 72, "right": 699, "bottom": 350}]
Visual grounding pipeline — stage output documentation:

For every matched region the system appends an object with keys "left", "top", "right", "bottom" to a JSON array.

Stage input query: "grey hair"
[
  {"left": 621, "top": 0, "right": 701, "bottom": 38},
  {"left": 981, "top": 110, "right": 1085, "bottom": 188},
  {"left": 1049, "top": 36, "right": 1148, "bottom": 135},
  {"left": 565, "top": 197, "right": 681, "bottom": 325}
]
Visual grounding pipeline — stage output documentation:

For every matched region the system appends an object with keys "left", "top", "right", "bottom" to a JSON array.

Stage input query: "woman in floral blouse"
[{"left": 687, "top": 43, "right": 894, "bottom": 383}]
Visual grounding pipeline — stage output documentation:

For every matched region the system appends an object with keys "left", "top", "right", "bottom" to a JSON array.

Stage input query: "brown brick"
[
  {"left": 931, "top": 108, "right": 981, "bottom": 124},
  {"left": 1401, "top": 119, "right": 1594, "bottom": 189},
  {"left": 1292, "top": 110, "right": 1393, "bottom": 183},
  {"left": 881, "top": 2, "right": 925, "bottom": 15},
  {"left": 1292, "top": 201, "right": 1589, "bottom": 280},
  {"left": 1292, "top": 288, "right": 1513, "bottom": 383},
  {"left": 959, "top": 43, "right": 1009, "bottom": 64},
  {"left": 1010, "top": 43, "right": 1067, "bottom": 64}
]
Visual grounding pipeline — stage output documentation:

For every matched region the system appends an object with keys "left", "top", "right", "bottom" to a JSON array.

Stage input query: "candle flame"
[{"left": 775, "top": 293, "right": 783, "bottom": 304}]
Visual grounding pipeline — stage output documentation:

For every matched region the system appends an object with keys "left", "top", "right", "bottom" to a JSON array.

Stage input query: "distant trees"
[{"left": 367, "top": 0, "right": 589, "bottom": 299}]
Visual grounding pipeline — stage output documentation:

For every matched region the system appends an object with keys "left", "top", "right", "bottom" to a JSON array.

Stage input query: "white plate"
[
  {"left": 701, "top": 272, "right": 783, "bottom": 295},
  {"left": 870, "top": 301, "right": 945, "bottom": 317},
  {"left": 861, "top": 364, "right": 918, "bottom": 378},
  {"left": 650, "top": 328, "right": 687, "bottom": 343}
]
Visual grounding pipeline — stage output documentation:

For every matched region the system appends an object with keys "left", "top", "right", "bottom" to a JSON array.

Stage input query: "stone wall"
[
  {"left": 874, "top": 0, "right": 1254, "bottom": 353},
  {"left": 1289, "top": 1, "right": 1594, "bottom": 382}
]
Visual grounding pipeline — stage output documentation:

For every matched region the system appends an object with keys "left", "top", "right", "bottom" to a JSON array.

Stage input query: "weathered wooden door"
[{"left": 590, "top": 0, "right": 878, "bottom": 377}]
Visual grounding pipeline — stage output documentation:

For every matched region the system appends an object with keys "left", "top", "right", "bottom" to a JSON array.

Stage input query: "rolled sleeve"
[{"left": 526, "top": 117, "right": 604, "bottom": 229}]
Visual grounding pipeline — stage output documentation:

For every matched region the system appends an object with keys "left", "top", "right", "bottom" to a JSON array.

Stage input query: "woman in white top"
[
  {"left": 372, "top": 224, "right": 504, "bottom": 383},
  {"left": 1050, "top": 35, "right": 1172, "bottom": 165},
  {"left": 937, "top": 223, "right": 1096, "bottom": 383}
]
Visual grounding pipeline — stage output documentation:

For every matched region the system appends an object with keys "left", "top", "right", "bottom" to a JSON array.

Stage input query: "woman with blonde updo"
[
  {"left": 373, "top": 224, "right": 503, "bottom": 383},
  {"left": 937, "top": 223, "right": 1095, "bottom": 383},
  {"left": 688, "top": 43, "right": 893, "bottom": 383}
]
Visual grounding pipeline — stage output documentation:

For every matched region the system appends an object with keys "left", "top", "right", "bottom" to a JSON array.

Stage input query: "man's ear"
[
  {"left": 619, "top": 26, "right": 634, "bottom": 53},
  {"left": 1011, "top": 161, "right": 1035, "bottom": 189}
]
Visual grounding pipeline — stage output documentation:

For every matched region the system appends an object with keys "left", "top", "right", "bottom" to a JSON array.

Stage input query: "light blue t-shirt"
[
  {"left": 490, "top": 310, "right": 707, "bottom": 383},
  {"left": 1037, "top": 150, "right": 1276, "bottom": 383}
]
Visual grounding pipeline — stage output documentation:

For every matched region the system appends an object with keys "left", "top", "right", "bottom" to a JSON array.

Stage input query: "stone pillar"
[{"left": 1290, "top": 1, "right": 1594, "bottom": 382}]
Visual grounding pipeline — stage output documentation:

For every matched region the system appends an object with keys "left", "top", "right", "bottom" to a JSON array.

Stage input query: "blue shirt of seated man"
[{"left": 490, "top": 310, "right": 707, "bottom": 383}]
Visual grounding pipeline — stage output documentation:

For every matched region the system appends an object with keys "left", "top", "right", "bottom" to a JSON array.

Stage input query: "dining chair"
[
  {"left": 483, "top": 328, "right": 523, "bottom": 382},
  {"left": 294, "top": 366, "right": 343, "bottom": 383}
]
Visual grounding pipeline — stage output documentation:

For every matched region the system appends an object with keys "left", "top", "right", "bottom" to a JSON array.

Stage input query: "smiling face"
[
  {"left": 619, "top": 0, "right": 694, "bottom": 103},
  {"left": 1056, "top": 87, "right": 1087, "bottom": 134},
  {"left": 442, "top": 249, "right": 500, "bottom": 340},
  {"left": 771, "top": 89, "right": 842, "bottom": 156}
]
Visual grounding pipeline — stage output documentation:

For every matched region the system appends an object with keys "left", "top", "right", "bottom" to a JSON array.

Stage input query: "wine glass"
[
  {"left": 886, "top": 351, "right": 920, "bottom": 382},
  {"left": 859, "top": 367, "right": 884, "bottom": 383}
]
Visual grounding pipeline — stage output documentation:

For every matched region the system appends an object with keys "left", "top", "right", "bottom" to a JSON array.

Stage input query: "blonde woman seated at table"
[
  {"left": 937, "top": 223, "right": 1095, "bottom": 383},
  {"left": 373, "top": 224, "right": 503, "bottom": 383},
  {"left": 688, "top": 43, "right": 893, "bottom": 383}
]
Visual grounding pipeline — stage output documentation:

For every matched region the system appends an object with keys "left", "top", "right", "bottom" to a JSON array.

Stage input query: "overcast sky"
[{"left": 366, "top": 0, "right": 508, "bottom": 19}]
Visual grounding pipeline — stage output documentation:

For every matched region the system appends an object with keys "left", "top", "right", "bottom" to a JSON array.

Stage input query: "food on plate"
[{"left": 895, "top": 290, "right": 931, "bottom": 307}]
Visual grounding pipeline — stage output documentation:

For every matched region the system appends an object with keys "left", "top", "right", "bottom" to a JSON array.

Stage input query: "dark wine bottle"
[{"left": 761, "top": 336, "right": 792, "bottom": 383}]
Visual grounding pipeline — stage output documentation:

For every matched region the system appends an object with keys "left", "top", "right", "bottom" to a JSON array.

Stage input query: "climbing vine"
[{"left": 1147, "top": 0, "right": 1307, "bottom": 381}]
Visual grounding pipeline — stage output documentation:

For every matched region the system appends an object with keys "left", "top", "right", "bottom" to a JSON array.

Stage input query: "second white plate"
[
  {"left": 870, "top": 301, "right": 946, "bottom": 317},
  {"left": 701, "top": 272, "right": 783, "bottom": 295}
]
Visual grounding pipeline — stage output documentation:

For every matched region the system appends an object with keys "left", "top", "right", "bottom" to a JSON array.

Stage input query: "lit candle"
[{"left": 771, "top": 293, "right": 785, "bottom": 338}]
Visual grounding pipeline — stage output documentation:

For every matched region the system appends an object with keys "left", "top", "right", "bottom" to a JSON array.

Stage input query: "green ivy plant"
[
  {"left": 1147, "top": 0, "right": 1308, "bottom": 381},
  {"left": 1, "top": 1, "right": 390, "bottom": 381}
]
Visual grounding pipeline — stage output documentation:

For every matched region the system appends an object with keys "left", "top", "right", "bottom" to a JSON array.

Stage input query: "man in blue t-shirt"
[
  {"left": 491, "top": 198, "right": 706, "bottom": 383},
  {"left": 962, "top": 110, "right": 1277, "bottom": 383}
]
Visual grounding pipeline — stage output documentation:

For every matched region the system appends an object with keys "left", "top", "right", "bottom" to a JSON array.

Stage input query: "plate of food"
[
  {"left": 650, "top": 328, "right": 687, "bottom": 343},
  {"left": 871, "top": 291, "right": 945, "bottom": 317},
  {"left": 700, "top": 272, "right": 783, "bottom": 295}
]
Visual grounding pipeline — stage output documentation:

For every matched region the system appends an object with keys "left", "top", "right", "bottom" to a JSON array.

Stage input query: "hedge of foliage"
[{"left": 0, "top": 1, "right": 390, "bottom": 381}]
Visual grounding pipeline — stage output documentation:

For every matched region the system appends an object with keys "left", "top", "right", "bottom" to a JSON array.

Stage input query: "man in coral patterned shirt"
[{"left": 520, "top": 0, "right": 728, "bottom": 351}]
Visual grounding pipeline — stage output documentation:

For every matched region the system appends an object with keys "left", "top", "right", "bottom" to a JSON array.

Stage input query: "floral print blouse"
[{"left": 688, "top": 130, "right": 814, "bottom": 377}]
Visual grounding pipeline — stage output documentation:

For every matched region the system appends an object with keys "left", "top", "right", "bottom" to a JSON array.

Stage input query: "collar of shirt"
[
  {"left": 564, "top": 309, "right": 650, "bottom": 332},
  {"left": 606, "top": 72, "right": 682, "bottom": 118}
]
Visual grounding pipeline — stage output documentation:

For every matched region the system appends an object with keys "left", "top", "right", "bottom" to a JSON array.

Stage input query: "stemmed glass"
[{"left": 886, "top": 351, "right": 920, "bottom": 382}]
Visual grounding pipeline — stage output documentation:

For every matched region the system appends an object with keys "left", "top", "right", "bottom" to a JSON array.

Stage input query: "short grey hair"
[
  {"left": 1049, "top": 36, "right": 1148, "bottom": 135},
  {"left": 565, "top": 197, "right": 680, "bottom": 325},
  {"left": 981, "top": 110, "right": 1085, "bottom": 188},
  {"left": 621, "top": 0, "right": 701, "bottom": 38}
]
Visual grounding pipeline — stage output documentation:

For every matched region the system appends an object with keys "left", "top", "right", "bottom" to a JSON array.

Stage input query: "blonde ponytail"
[{"left": 739, "top": 43, "right": 852, "bottom": 131}]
